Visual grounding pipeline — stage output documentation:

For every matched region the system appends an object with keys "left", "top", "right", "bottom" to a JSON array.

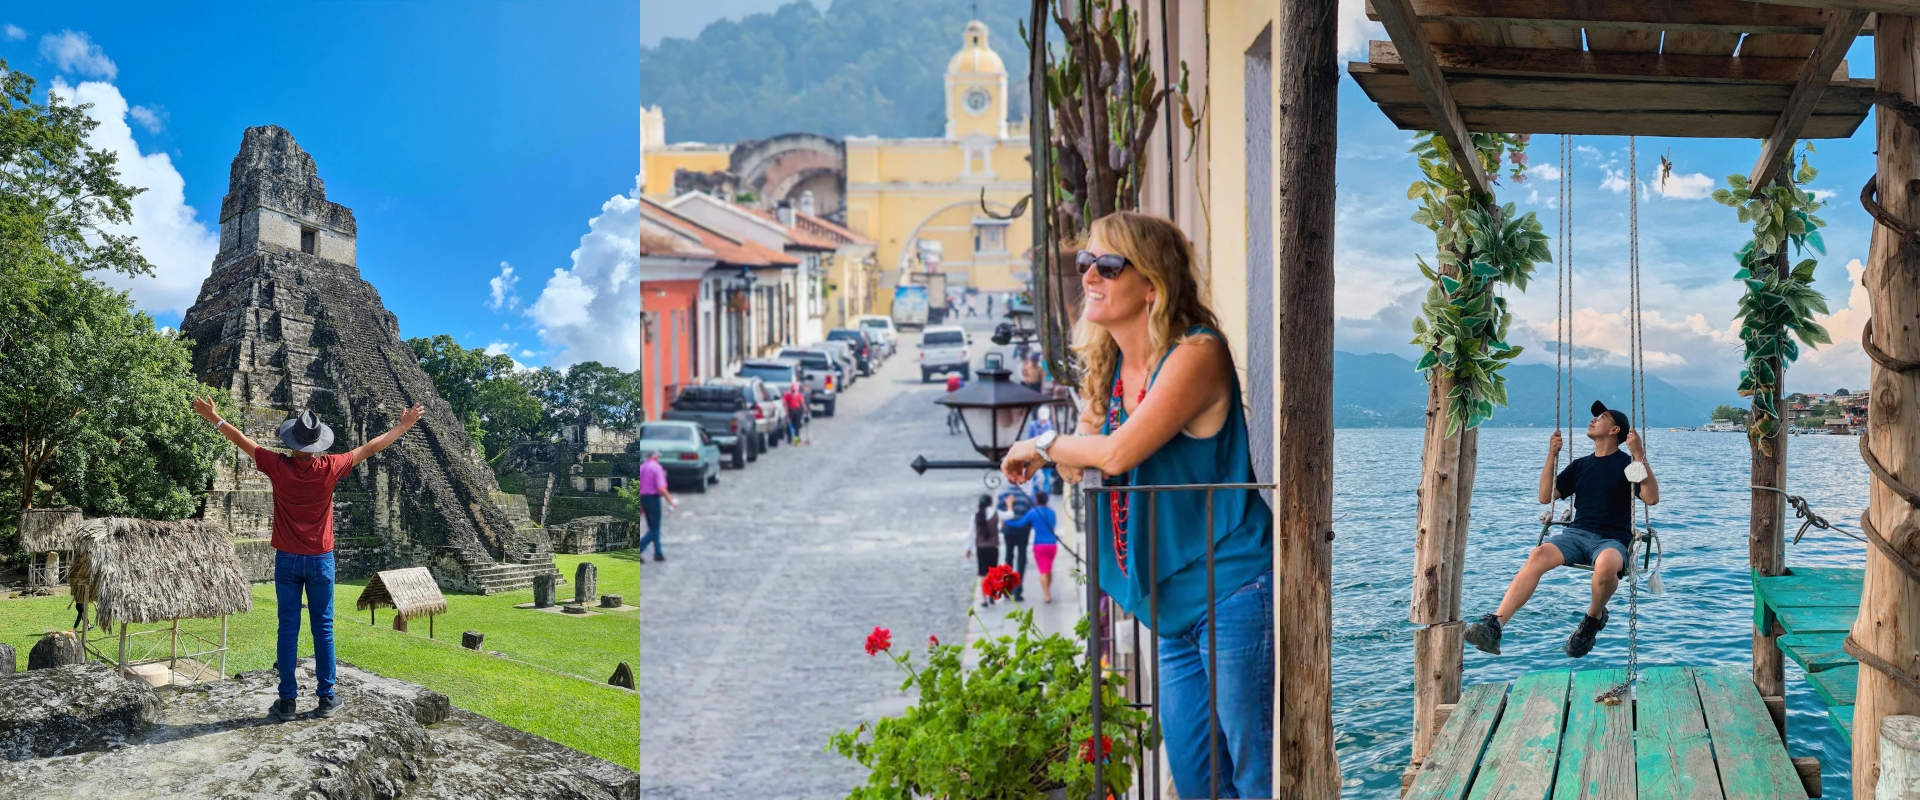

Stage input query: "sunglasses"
[{"left": 1075, "top": 250, "right": 1131, "bottom": 279}]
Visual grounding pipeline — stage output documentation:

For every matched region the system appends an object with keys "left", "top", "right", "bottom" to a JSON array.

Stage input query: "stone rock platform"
[{"left": 0, "top": 660, "right": 636, "bottom": 799}]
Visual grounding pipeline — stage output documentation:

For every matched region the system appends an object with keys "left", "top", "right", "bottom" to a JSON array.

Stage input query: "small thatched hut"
[
  {"left": 356, "top": 567, "right": 447, "bottom": 637},
  {"left": 69, "top": 518, "right": 252, "bottom": 686},
  {"left": 16, "top": 507, "right": 84, "bottom": 587}
]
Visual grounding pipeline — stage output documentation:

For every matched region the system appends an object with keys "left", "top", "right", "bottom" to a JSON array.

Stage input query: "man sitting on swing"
[{"left": 1466, "top": 401, "right": 1660, "bottom": 658}]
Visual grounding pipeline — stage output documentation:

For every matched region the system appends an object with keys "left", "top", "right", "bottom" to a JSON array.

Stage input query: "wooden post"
[
  {"left": 1857, "top": 17, "right": 1920, "bottom": 797},
  {"left": 1880, "top": 715, "right": 1920, "bottom": 799},
  {"left": 170, "top": 618, "right": 180, "bottom": 671},
  {"left": 1751, "top": 157, "right": 1793, "bottom": 726},
  {"left": 1272, "top": 0, "right": 1341, "bottom": 795},
  {"left": 220, "top": 615, "right": 227, "bottom": 678}
]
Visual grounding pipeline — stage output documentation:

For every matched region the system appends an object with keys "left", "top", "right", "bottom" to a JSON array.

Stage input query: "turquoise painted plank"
[
  {"left": 1755, "top": 568, "right": 1865, "bottom": 606},
  {"left": 1468, "top": 670, "right": 1570, "bottom": 800},
  {"left": 1777, "top": 632, "right": 1855, "bottom": 674},
  {"left": 1828, "top": 705, "right": 1854, "bottom": 745},
  {"left": 1636, "top": 666, "right": 1726, "bottom": 800},
  {"left": 1409, "top": 682, "right": 1510, "bottom": 800},
  {"left": 1772, "top": 605, "right": 1859, "bottom": 635},
  {"left": 1808, "top": 664, "right": 1858, "bottom": 708},
  {"left": 1693, "top": 665, "right": 1809, "bottom": 799},
  {"left": 1553, "top": 669, "right": 1635, "bottom": 800}
]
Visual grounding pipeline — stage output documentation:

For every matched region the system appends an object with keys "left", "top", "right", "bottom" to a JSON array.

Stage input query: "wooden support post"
[
  {"left": 170, "top": 618, "right": 180, "bottom": 670},
  {"left": 1857, "top": 17, "right": 1920, "bottom": 796},
  {"left": 1412, "top": 622, "right": 1464, "bottom": 764},
  {"left": 1752, "top": 159, "right": 1792, "bottom": 717},
  {"left": 1273, "top": 0, "right": 1341, "bottom": 795},
  {"left": 220, "top": 615, "right": 227, "bottom": 679},
  {"left": 1748, "top": 8, "right": 1871, "bottom": 192},
  {"left": 1370, "top": 0, "right": 1492, "bottom": 196},
  {"left": 1880, "top": 715, "right": 1920, "bottom": 799}
]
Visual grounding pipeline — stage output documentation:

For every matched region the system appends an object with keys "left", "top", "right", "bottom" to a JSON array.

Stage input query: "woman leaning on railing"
[{"left": 1001, "top": 211, "right": 1276, "bottom": 797}]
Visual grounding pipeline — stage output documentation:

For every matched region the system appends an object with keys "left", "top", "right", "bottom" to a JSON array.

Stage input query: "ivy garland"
[
  {"left": 1711, "top": 150, "right": 1832, "bottom": 443},
  {"left": 1406, "top": 132, "right": 1552, "bottom": 434}
]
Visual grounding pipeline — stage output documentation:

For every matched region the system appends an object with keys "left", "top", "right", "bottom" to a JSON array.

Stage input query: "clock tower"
[{"left": 945, "top": 20, "right": 1007, "bottom": 141}]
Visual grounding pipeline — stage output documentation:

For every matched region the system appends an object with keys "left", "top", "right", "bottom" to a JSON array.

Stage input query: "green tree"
[
  {"left": 0, "top": 60, "right": 151, "bottom": 283},
  {"left": 1836, "top": 387, "right": 1851, "bottom": 396},
  {"left": 407, "top": 335, "right": 551, "bottom": 459},
  {"left": 1711, "top": 404, "right": 1748, "bottom": 423},
  {"left": 549, "top": 362, "right": 641, "bottom": 431}
]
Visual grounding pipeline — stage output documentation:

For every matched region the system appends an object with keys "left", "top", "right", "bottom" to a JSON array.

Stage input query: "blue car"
[{"left": 638, "top": 421, "right": 721, "bottom": 493}]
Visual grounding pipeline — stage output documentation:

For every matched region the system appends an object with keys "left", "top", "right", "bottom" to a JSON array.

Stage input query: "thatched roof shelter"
[
  {"left": 357, "top": 567, "right": 448, "bottom": 620},
  {"left": 17, "top": 507, "right": 84, "bottom": 553},
  {"left": 69, "top": 518, "right": 253, "bottom": 629}
]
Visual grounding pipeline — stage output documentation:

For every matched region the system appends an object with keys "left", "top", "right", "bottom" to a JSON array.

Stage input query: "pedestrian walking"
[
  {"left": 945, "top": 373, "right": 966, "bottom": 435},
  {"left": 1005, "top": 491, "right": 1061, "bottom": 603},
  {"left": 1019, "top": 354, "right": 1045, "bottom": 393},
  {"left": 192, "top": 396, "right": 425, "bottom": 723},
  {"left": 782, "top": 383, "right": 806, "bottom": 445},
  {"left": 996, "top": 482, "right": 1034, "bottom": 602},
  {"left": 637, "top": 451, "right": 676, "bottom": 562},
  {"left": 998, "top": 210, "right": 1274, "bottom": 797},
  {"left": 969, "top": 495, "right": 1001, "bottom": 607}
]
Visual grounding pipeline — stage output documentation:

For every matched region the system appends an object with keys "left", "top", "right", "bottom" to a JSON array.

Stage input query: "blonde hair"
[{"left": 1071, "top": 211, "right": 1223, "bottom": 418}]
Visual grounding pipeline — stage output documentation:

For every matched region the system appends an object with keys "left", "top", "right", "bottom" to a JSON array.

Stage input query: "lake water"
[{"left": 1331, "top": 428, "right": 1871, "bottom": 798}]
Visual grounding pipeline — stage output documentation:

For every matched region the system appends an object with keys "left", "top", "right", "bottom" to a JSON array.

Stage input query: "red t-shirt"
[{"left": 253, "top": 450, "right": 356, "bottom": 555}]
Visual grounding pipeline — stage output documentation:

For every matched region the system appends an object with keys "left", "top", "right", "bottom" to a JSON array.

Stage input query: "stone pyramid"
[{"left": 181, "top": 126, "right": 556, "bottom": 594}]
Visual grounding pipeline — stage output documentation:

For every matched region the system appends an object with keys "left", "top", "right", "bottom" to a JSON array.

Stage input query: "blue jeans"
[
  {"left": 274, "top": 551, "right": 336, "bottom": 700},
  {"left": 1158, "top": 569, "right": 1274, "bottom": 798},
  {"left": 638, "top": 495, "right": 664, "bottom": 558}
]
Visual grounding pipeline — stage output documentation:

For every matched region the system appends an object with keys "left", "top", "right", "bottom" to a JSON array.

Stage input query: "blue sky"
[
  {"left": 646, "top": 1, "right": 1882, "bottom": 401},
  {"left": 7, "top": 1, "right": 640, "bottom": 369}
]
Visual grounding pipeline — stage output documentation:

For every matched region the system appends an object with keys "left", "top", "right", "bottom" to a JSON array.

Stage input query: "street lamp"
[{"left": 910, "top": 362, "right": 1050, "bottom": 475}]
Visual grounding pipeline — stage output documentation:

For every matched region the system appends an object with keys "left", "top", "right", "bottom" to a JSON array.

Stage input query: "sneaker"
[
  {"left": 652, "top": 554, "right": 665, "bottom": 563},
  {"left": 1565, "top": 610, "right": 1608, "bottom": 658},
  {"left": 1464, "top": 613, "right": 1504, "bottom": 655},
  {"left": 268, "top": 698, "right": 298, "bottom": 722},
  {"left": 314, "top": 694, "right": 345, "bottom": 719}
]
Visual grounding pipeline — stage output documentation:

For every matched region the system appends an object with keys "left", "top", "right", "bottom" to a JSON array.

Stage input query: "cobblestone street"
[{"left": 640, "top": 337, "right": 1082, "bottom": 798}]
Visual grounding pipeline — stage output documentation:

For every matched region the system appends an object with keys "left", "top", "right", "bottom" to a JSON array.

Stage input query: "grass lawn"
[{"left": 0, "top": 550, "right": 639, "bottom": 770}]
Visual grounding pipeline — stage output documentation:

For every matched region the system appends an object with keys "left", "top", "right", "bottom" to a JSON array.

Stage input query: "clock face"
[{"left": 964, "top": 89, "right": 990, "bottom": 114}]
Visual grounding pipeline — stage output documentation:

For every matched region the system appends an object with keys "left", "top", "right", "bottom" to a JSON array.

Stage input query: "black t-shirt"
[{"left": 1555, "top": 450, "right": 1643, "bottom": 544}]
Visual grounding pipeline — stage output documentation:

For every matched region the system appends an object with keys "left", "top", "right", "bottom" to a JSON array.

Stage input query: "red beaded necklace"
[{"left": 1106, "top": 370, "right": 1146, "bottom": 577}]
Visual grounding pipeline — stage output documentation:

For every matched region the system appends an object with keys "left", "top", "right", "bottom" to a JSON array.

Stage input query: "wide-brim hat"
[
  {"left": 1590, "top": 400, "right": 1632, "bottom": 436},
  {"left": 278, "top": 410, "right": 335, "bottom": 453}
]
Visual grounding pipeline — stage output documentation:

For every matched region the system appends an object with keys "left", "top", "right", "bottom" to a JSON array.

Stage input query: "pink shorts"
[{"left": 1033, "top": 543, "right": 1059, "bottom": 575}]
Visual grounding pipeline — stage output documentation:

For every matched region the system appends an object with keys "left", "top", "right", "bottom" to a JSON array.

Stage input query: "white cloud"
[
  {"left": 1599, "top": 166, "right": 1630, "bottom": 194},
  {"left": 127, "top": 104, "right": 163, "bottom": 132},
  {"left": 484, "top": 341, "right": 513, "bottom": 356},
  {"left": 527, "top": 189, "right": 641, "bottom": 369},
  {"left": 1531, "top": 163, "right": 1562, "bottom": 182},
  {"left": 487, "top": 261, "right": 520, "bottom": 310},
  {"left": 1790, "top": 258, "right": 1872, "bottom": 394},
  {"left": 3, "top": 24, "right": 25, "bottom": 41},
  {"left": 1654, "top": 172, "right": 1715, "bottom": 200},
  {"left": 40, "top": 30, "right": 115, "bottom": 80},
  {"left": 1810, "top": 188, "right": 1839, "bottom": 202},
  {"left": 1338, "top": 0, "right": 1385, "bottom": 60},
  {"left": 54, "top": 78, "right": 219, "bottom": 317}
]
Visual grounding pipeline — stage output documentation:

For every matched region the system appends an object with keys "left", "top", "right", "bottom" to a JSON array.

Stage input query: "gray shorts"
[{"left": 1546, "top": 528, "right": 1628, "bottom": 569}]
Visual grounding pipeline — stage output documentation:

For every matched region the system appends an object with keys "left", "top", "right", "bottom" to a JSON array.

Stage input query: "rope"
[
  {"left": 1859, "top": 176, "right": 1920, "bottom": 248},
  {"left": 1751, "top": 484, "right": 1864, "bottom": 545},
  {"left": 1862, "top": 318, "right": 1920, "bottom": 373},
  {"left": 1625, "top": 136, "right": 1643, "bottom": 695}
]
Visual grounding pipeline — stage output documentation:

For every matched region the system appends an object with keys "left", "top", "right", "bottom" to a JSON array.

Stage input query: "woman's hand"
[
  {"left": 1001, "top": 439, "right": 1044, "bottom": 485},
  {"left": 1056, "top": 464, "right": 1085, "bottom": 484}
]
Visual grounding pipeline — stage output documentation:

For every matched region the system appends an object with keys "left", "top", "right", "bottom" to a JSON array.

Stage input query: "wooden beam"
[
  {"left": 1364, "top": 100, "right": 1871, "bottom": 138},
  {"left": 1351, "top": 67, "right": 1875, "bottom": 113},
  {"left": 1364, "top": 0, "right": 1841, "bottom": 34},
  {"left": 1750, "top": 9, "right": 1871, "bottom": 188},
  {"left": 1372, "top": 0, "right": 1493, "bottom": 195},
  {"left": 1764, "top": 0, "right": 1920, "bottom": 15},
  {"left": 1369, "top": 40, "right": 1849, "bottom": 85}
]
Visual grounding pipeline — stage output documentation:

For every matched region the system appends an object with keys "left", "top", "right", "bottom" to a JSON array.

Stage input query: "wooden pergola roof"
[{"left": 1347, "top": 1, "right": 1910, "bottom": 195}]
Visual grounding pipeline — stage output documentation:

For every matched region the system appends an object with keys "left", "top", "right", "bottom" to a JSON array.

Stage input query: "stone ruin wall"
[{"left": 180, "top": 126, "right": 554, "bottom": 593}]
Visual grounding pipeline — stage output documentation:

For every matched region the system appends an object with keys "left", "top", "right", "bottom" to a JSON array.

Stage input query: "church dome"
[{"left": 947, "top": 20, "right": 1006, "bottom": 76}]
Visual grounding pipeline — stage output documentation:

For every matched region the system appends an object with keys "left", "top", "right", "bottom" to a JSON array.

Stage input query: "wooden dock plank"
[
  {"left": 1693, "top": 665, "right": 1809, "bottom": 799},
  {"left": 1777, "top": 632, "right": 1855, "bottom": 674},
  {"left": 1807, "top": 664, "right": 1858, "bottom": 708},
  {"left": 1771, "top": 605, "right": 1858, "bottom": 635},
  {"left": 1755, "top": 567, "right": 1866, "bottom": 603},
  {"left": 1408, "top": 682, "right": 1510, "bottom": 800},
  {"left": 1636, "top": 666, "right": 1726, "bottom": 800},
  {"left": 1828, "top": 705, "right": 1853, "bottom": 745},
  {"left": 1553, "top": 669, "right": 1635, "bottom": 800},
  {"left": 1468, "top": 670, "right": 1569, "bottom": 800}
]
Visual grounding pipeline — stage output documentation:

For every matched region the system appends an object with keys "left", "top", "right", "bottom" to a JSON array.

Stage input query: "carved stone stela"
[{"left": 180, "top": 126, "right": 557, "bottom": 594}]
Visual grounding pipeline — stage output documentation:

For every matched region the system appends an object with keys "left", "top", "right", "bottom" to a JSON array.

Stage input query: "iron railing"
[{"left": 1080, "top": 473, "right": 1277, "bottom": 800}]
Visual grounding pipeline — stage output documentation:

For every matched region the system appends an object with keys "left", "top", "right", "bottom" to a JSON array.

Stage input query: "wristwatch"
[{"left": 1032, "top": 430, "right": 1059, "bottom": 464}]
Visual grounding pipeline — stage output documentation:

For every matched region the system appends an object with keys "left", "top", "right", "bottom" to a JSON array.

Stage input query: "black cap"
[{"left": 1590, "top": 400, "right": 1632, "bottom": 438}]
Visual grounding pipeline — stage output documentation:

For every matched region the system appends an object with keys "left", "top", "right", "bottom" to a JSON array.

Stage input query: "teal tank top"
[{"left": 1096, "top": 327, "right": 1273, "bottom": 636}]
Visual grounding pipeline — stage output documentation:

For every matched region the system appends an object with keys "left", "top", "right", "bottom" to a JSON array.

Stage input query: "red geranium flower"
[
  {"left": 1078, "top": 734, "right": 1113, "bottom": 763},
  {"left": 981, "top": 564, "right": 1021, "bottom": 600},
  {"left": 928, "top": 634, "right": 940, "bottom": 648},
  {"left": 864, "top": 626, "right": 892, "bottom": 657}
]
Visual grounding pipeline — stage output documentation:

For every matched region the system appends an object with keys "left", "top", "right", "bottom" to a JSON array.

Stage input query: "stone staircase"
[{"left": 441, "top": 542, "right": 555, "bottom": 595}]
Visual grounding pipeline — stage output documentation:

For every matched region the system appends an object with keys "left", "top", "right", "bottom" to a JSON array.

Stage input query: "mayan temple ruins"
[{"left": 180, "top": 125, "right": 558, "bottom": 594}]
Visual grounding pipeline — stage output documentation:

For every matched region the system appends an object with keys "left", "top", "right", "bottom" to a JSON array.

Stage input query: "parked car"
[
  {"left": 638, "top": 421, "right": 720, "bottom": 492},
  {"left": 826, "top": 328, "right": 877, "bottom": 376},
  {"left": 918, "top": 325, "right": 972, "bottom": 383},
  {"left": 661, "top": 384, "right": 756, "bottom": 469},
  {"left": 703, "top": 377, "right": 785, "bottom": 452},
  {"left": 855, "top": 315, "right": 897, "bottom": 358},
  {"left": 814, "top": 340, "right": 859, "bottom": 387},
  {"left": 776, "top": 348, "right": 841, "bottom": 416}
]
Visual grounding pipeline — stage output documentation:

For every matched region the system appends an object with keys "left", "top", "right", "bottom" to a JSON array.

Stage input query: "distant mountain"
[
  {"left": 1332, "top": 351, "right": 1719, "bottom": 429},
  {"left": 641, "top": 0, "right": 1033, "bottom": 143}
]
